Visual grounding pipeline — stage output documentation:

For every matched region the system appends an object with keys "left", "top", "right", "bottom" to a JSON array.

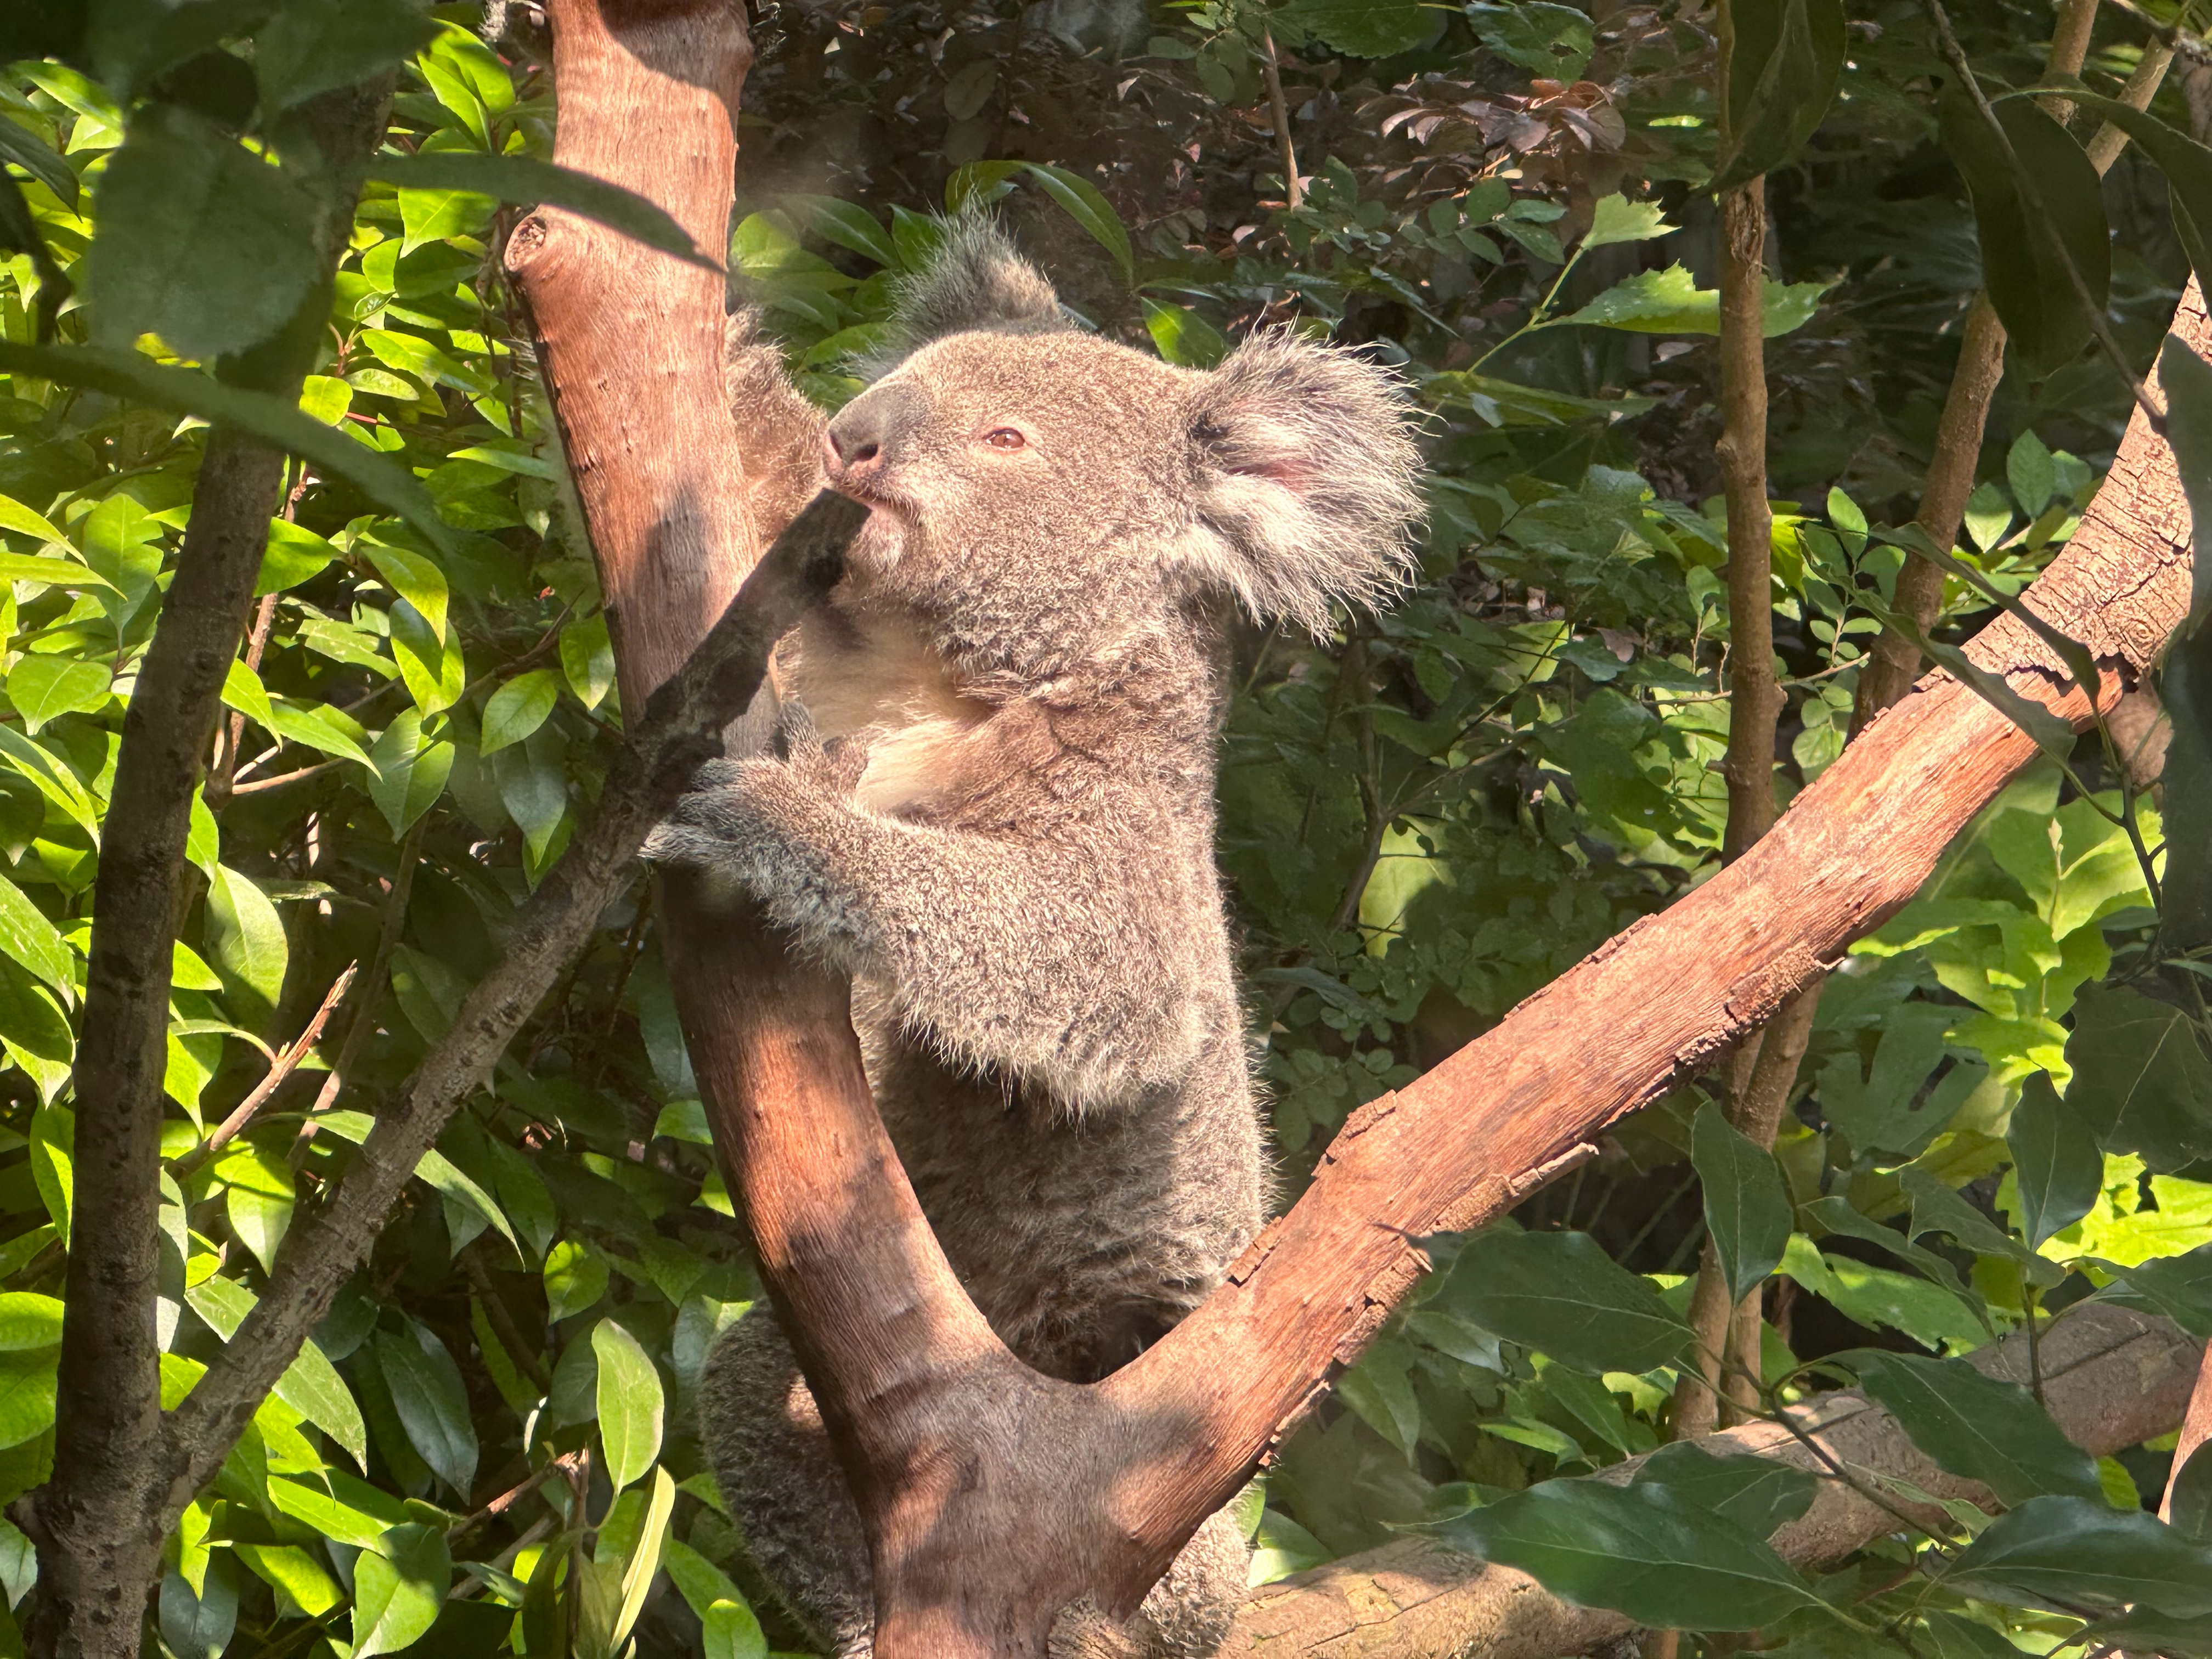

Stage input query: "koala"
[{"left": 647, "top": 217, "right": 1424, "bottom": 1656}]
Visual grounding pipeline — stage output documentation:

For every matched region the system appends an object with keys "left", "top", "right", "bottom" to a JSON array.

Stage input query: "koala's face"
[
  {"left": 808, "top": 218, "right": 1425, "bottom": 674},
  {"left": 822, "top": 331, "right": 1193, "bottom": 633}
]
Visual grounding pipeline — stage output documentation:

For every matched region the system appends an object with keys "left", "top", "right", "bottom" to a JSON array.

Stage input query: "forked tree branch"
[{"left": 506, "top": 1, "right": 2206, "bottom": 1652}]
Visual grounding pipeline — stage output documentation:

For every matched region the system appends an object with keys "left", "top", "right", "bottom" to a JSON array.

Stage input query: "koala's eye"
[{"left": 983, "top": 427, "right": 1027, "bottom": 452}]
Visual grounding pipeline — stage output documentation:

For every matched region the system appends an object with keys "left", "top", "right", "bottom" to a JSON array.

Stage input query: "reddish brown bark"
[{"left": 509, "top": 2, "right": 2204, "bottom": 1650}]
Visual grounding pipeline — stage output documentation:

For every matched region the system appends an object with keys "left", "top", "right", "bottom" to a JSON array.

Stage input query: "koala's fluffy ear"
[
  {"left": 878, "top": 215, "right": 1068, "bottom": 359},
  {"left": 1175, "top": 331, "right": 1426, "bottom": 634}
]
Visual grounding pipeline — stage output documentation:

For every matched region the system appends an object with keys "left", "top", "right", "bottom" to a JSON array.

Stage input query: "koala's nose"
[{"left": 823, "top": 383, "right": 920, "bottom": 489}]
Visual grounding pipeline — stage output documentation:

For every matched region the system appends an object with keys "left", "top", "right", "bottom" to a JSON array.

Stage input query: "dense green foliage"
[{"left": 3, "top": 0, "right": 2212, "bottom": 1655}]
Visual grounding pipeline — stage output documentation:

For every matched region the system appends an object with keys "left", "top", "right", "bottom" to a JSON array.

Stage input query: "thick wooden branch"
[
  {"left": 507, "top": 0, "right": 2206, "bottom": 1647},
  {"left": 1224, "top": 1305, "right": 2203, "bottom": 1657}
]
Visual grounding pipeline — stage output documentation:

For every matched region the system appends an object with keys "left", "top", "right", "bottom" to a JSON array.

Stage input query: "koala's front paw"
[{"left": 640, "top": 736, "right": 870, "bottom": 879}]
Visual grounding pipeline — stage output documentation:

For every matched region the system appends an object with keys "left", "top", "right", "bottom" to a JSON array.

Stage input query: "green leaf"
[
  {"left": 1464, "top": 2, "right": 1592, "bottom": 76},
  {"left": 783, "top": 194, "right": 899, "bottom": 267},
  {"left": 1779, "top": 1235, "right": 1987, "bottom": 1351},
  {"left": 1860, "top": 592, "right": 2078, "bottom": 759},
  {"left": 703, "top": 1599, "right": 770, "bottom": 1659},
  {"left": 205, "top": 866, "right": 288, "bottom": 1010},
  {"left": 662, "top": 1538, "right": 746, "bottom": 1622},
  {"left": 2089, "top": 1244, "right": 2212, "bottom": 1337},
  {"left": 481, "top": 669, "right": 559, "bottom": 755},
  {"left": 0, "top": 121, "right": 77, "bottom": 211},
  {"left": 273, "top": 1340, "right": 368, "bottom": 1471},
  {"left": 1938, "top": 1494, "right": 2212, "bottom": 1616},
  {"left": 1581, "top": 195, "right": 1675, "bottom": 249},
  {"left": 0, "top": 555, "right": 116, "bottom": 593},
  {"left": 1022, "top": 164, "right": 1132, "bottom": 285},
  {"left": 1425, "top": 371, "right": 1656, "bottom": 429},
  {"left": 390, "top": 599, "right": 463, "bottom": 715},
  {"left": 0, "top": 1351, "right": 58, "bottom": 1453},
  {"left": 0, "top": 1295, "right": 61, "bottom": 1352},
  {"left": 592, "top": 1318, "right": 664, "bottom": 1492},
  {"left": 2170, "top": 1442, "right": 2212, "bottom": 1544},
  {"left": 5, "top": 657, "right": 108, "bottom": 734},
  {"left": 1282, "top": 0, "right": 1429, "bottom": 56},
  {"left": 1436, "top": 1230, "right": 1691, "bottom": 1374},
  {"left": 1140, "top": 298, "right": 1229, "bottom": 369},
  {"left": 1630, "top": 1441, "right": 1817, "bottom": 1541},
  {"left": 2064, "top": 984, "right": 2212, "bottom": 1171},
  {"left": 362, "top": 538, "right": 449, "bottom": 642},
  {"left": 366, "top": 153, "right": 714, "bottom": 269},
  {"left": 367, "top": 709, "right": 455, "bottom": 834},
  {"left": 255, "top": 0, "right": 436, "bottom": 112},
  {"left": 0, "top": 873, "right": 69, "bottom": 995},
  {"left": 544, "top": 1238, "right": 610, "bottom": 1322},
  {"left": 1712, "top": 0, "right": 1846, "bottom": 193},
  {"left": 2163, "top": 334, "right": 2212, "bottom": 625},
  {"left": 219, "top": 658, "right": 274, "bottom": 732},
  {"left": 2007, "top": 1074, "right": 2101, "bottom": 1248},
  {"left": 559, "top": 614, "right": 615, "bottom": 709},
  {"left": 2035, "top": 93, "right": 2212, "bottom": 310},
  {"left": 1418, "top": 1477, "right": 1824, "bottom": 1629},
  {"left": 1692, "top": 1102, "right": 1793, "bottom": 1302},
  {"left": 27, "top": 1103, "right": 71, "bottom": 1245},
  {"left": 414, "top": 1148, "right": 520, "bottom": 1258},
  {"left": 351, "top": 1522, "right": 450, "bottom": 1659},
  {"left": 0, "top": 497, "right": 65, "bottom": 546},
  {"left": 87, "top": 103, "right": 325, "bottom": 360},
  {"left": 267, "top": 1473, "right": 408, "bottom": 1550},
  {"left": 1939, "top": 91, "right": 2109, "bottom": 379},
  {"left": 264, "top": 702, "right": 372, "bottom": 766},
  {"left": 215, "top": 1139, "right": 295, "bottom": 1273},
  {"left": 2007, "top": 430, "right": 2056, "bottom": 520},
  {"left": 0, "top": 344, "right": 454, "bottom": 555},
  {"left": 1564, "top": 264, "right": 1831, "bottom": 337},
  {"left": 1844, "top": 1350, "right": 2101, "bottom": 1505},
  {"left": 612, "top": 1465, "right": 676, "bottom": 1650},
  {"left": 373, "top": 1327, "right": 477, "bottom": 1500},
  {"left": 233, "top": 1541, "right": 342, "bottom": 1617}
]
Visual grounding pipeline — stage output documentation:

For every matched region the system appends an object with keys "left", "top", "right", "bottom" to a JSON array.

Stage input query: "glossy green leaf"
[
  {"left": 1938, "top": 1494, "right": 2212, "bottom": 1616},
  {"left": 5, "top": 657, "right": 108, "bottom": 735},
  {"left": 369, "top": 152, "right": 713, "bottom": 268},
  {"left": 481, "top": 669, "right": 559, "bottom": 755},
  {"left": 367, "top": 710, "right": 455, "bottom": 834},
  {"left": 2171, "top": 1442, "right": 2212, "bottom": 1544},
  {"left": 87, "top": 103, "right": 324, "bottom": 359},
  {"left": 234, "top": 1542, "right": 342, "bottom": 1617},
  {"left": 0, "top": 1296, "right": 61, "bottom": 1353},
  {"left": 612, "top": 1465, "right": 675, "bottom": 1649},
  {"left": 0, "top": 1350, "right": 58, "bottom": 1453},
  {"left": 1464, "top": 2, "right": 1590, "bottom": 77},
  {"left": 255, "top": 0, "right": 436, "bottom": 111},
  {"left": 1692, "top": 1102, "right": 1792, "bottom": 1302},
  {"left": 0, "top": 344, "right": 453, "bottom": 554},
  {"left": 351, "top": 1522, "right": 450, "bottom": 1658},
  {"left": 1436, "top": 1229, "right": 1691, "bottom": 1374},
  {"left": 1939, "top": 91, "right": 2109, "bottom": 378},
  {"left": 1419, "top": 1477, "right": 1824, "bottom": 1629},
  {"left": 1712, "top": 0, "right": 1846, "bottom": 193},
  {"left": 2064, "top": 984, "right": 2212, "bottom": 1171},
  {"left": 1845, "top": 1351, "right": 2100, "bottom": 1505},
  {"left": 1630, "top": 1441, "right": 1817, "bottom": 1541},
  {"left": 545, "top": 1238, "right": 609, "bottom": 1323},
  {"left": 592, "top": 1318, "right": 664, "bottom": 1492},
  {"left": 1023, "top": 163, "right": 1132, "bottom": 285},
  {"left": 414, "top": 1148, "right": 520, "bottom": 1258},
  {"left": 0, "top": 874, "right": 70, "bottom": 995},
  {"left": 373, "top": 1328, "right": 477, "bottom": 1500},
  {"left": 559, "top": 614, "right": 615, "bottom": 709},
  {"left": 703, "top": 1598, "right": 770, "bottom": 1659},
  {"left": 205, "top": 865, "right": 288, "bottom": 1010},
  {"left": 1565, "top": 266, "right": 1829, "bottom": 337},
  {"left": 2008, "top": 1073, "right": 2103, "bottom": 1247}
]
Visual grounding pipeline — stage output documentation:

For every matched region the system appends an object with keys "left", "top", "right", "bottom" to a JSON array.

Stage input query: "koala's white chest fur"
[{"left": 787, "top": 596, "right": 988, "bottom": 817}]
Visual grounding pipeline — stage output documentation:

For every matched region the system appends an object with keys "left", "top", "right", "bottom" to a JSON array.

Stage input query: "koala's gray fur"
[{"left": 652, "top": 217, "right": 1423, "bottom": 1655}]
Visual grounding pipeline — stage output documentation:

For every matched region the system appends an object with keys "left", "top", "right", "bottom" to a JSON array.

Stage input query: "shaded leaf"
[
  {"left": 1938, "top": 1494, "right": 2212, "bottom": 1616},
  {"left": 1692, "top": 1102, "right": 1793, "bottom": 1302},
  {"left": 1437, "top": 1230, "right": 1691, "bottom": 1374},
  {"left": 1846, "top": 1350, "right": 2101, "bottom": 1505}
]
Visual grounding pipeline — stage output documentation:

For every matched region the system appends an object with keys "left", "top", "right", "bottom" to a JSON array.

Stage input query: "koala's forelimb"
[{"left": 647, "top": 751, "right": 1215, "bottom": 1110}]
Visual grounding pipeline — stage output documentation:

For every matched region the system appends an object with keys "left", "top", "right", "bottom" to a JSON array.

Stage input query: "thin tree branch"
[
  {"left": 176, "top": 963, "right": 358, "bottom": 1177},
  {"left": 22, "top": 78, "right": 396, "bottom": 1659},
  {"left": 1261, "top": 31, "right": 1302, "bottom": 210},
  {"left": 162, "top": 488, "right": 864, "bottom": 1500}
]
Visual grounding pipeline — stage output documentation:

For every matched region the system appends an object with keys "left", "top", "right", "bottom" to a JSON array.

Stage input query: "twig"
[
  {"left": 177, "top": 964, "right": 358, "bottom": 1177},
  {"left": 291, "top": 816, "right": 428, "bottom": 1165},
  {"left": 231, "top": 758, "right": 347, "bottom": 798},
  {"left": 1261, "top": 31, "right": 1302, "bottom": 210}
]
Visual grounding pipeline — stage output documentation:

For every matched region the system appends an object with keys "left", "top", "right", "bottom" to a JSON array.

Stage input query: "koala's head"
[{"left": 820, "top": 217, "right": 1424, "bottom": 675}]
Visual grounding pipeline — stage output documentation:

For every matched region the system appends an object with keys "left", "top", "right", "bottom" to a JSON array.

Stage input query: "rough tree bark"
[{"left": 503, "top": 2, "right": 2205, "bottom": 1654}]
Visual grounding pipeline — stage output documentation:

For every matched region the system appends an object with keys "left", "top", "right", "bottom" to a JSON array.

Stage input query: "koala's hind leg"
[
  {"left": 698, "top": 1317, "right": 874, "bottom": 1658},
  {"left": 1049, "top": 1506, "right": 1250, "bottom": 1659}
]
